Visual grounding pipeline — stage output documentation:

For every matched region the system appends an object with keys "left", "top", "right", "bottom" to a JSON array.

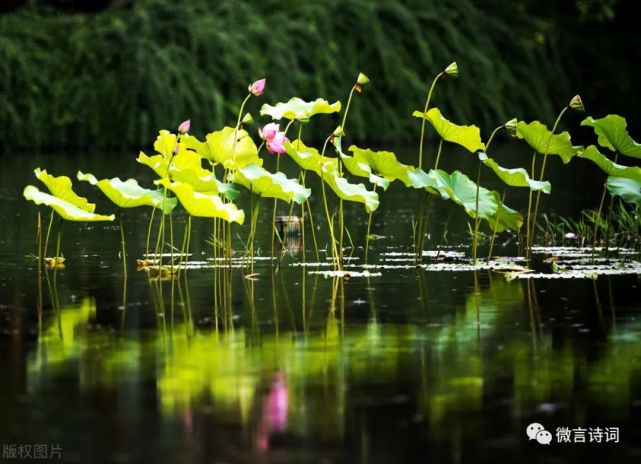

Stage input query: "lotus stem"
[
  {"left": 37, "top": 211, "right": 43, "bottom": 331},
  {"left": 433, "top": 139, "right": 444, "bottom": 171},
  {"left": 365, "top": 185, "right": 378, "bottom": 262},
  {"left": 472, "top": 159, "right": 482, "bottom": 264},
  {"left": 270, "top": 154, "right": 281, "bottom": 262},
  {"left": 43, "top": 210, "right": 54, "bottom": 258},
  {"left": 305, "top": 196, "right": 320, "bottom": 262},
  {"left": 119, "top": 214, "right": 127, "bottom": 279},
  {"left": 232, "top": 93, "right": 252, "bottom": 165},
  {"left": 146, "top": 206, "right": 156, "bottom": 259},
  {"left": 487, "top": 189, "right": 506, "bottom": 261},
  {"left": 591, "top": 181, "right": 609, "bottom": 262},
  {"left": 525, "top": 152, "right": 537, "bottom": 259},
  {"left": 528, "top": 105, "right": 570, "bottom": 256},
  {"left": 418, "top": 71, "right": 444, "bottom": 169},
  {"left": 319, "top": 134, "right": 341, "bottom": 268}
]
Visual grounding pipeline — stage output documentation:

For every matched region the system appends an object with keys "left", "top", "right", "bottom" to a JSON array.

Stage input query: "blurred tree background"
[{"left": 0, "top": 0, "right": 637, "bottom": 152}]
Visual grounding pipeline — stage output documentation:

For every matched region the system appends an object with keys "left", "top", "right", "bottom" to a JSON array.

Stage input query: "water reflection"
[{"left": 4, "top": 257, "right": 640, "bottom": 462}]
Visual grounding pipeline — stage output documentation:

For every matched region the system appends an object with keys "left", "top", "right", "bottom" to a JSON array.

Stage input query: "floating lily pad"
[
  {"left": 261, "top": 97, "right": 341, "bottom": 122},
  {"left": 23, "top": 185, "right": 115, "bottom": 222},
  {"left": 77, "top": 171, "right": 177, "bottom": 213}
]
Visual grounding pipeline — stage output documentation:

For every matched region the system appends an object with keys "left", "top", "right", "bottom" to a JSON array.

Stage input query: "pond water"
[{"left": 1, "top": 150, "right": 641, "bottom": 463}]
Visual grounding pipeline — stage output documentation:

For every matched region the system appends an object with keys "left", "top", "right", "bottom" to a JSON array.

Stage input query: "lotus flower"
[
  {"left": 259, "top": 123, "right": 287, "bottom": 154},
  {"left": 248, "top": 78, "right": 266, "bottom": 96},
  {"left": 178, "top": 119, "right": 191, "bottom": 134}
]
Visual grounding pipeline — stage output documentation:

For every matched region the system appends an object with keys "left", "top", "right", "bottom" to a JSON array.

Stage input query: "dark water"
[{"left": 1, "top": 150, "right": 641, "bottom": 463}]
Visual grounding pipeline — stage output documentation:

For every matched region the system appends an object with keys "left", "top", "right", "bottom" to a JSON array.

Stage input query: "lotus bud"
[
  {"left": 444, "top": 61, "right": 459, "bottom": 78},
  {"left": 504, "top": 118, "right": 518, "bottom": 136},
  {"left": 248, "top": 78, "right": 266, "bottom": 96},
  {"left": 569, "top": 94, "right": 584, "bottom": 112},
  {"left": 357, "top": 73, "right": 370, "bottom": 85},
  {"left": 177, "top": 119, "right": 191, "bottom": 134},
  {"left": 333, "top": 125, "right": 345, "bottom": 137},
  {"left": 242, "top": 112, "right": 254, "bottom": 125}
]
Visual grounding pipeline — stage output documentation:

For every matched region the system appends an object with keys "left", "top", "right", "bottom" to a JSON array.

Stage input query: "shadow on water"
[{"left": 1, "top": 152, "right": 641, "bottom": 463}]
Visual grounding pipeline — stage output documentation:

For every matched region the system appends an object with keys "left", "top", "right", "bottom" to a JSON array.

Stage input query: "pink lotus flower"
[
  {"left": 259, "top": 123, "right": 287, "bottom": 154},
  {"left": 178, "top": 119, "right": 191, "bottom": 134},
  {"left": 248, "top": 78, "right": 266, "bottom": 96}
]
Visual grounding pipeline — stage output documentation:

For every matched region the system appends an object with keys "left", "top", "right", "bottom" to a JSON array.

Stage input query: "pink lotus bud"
[
  {"left": 178, "top": 119, "right": 191, "bottom": 134},
  {"left": 248, "top": 78, "right": 266, "bottom": 96}
]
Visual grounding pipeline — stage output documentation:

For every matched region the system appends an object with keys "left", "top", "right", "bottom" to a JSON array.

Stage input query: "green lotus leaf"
[
  {"left": 169, "top": 150, "right": 239, "bottom": 200},
  {"left": 425, "top": 169, "right": 522, "bottom": 232},
  {"left": 261, "top": 97, "right": 341, "bottom": 122},
  {"left": 154, "top": 130, "right": 178, "bottom": 159},
  {"left": 578, "top": 145, "right": 641, "bottom": 183},
  {"left": 321, "top": 165, "right": 380, "bottom": 213},
  {"left": 204, "top": 127, "right": 261, "bottom": 169},
  {"left": 486, "top": 191, "right": 524, "bottom": 233},
  {"left": 234, "top": 163, "right": 311, "bottom": 204},
  {"left": 515, "top": 121, "right": 582, "bottom": 163},
  {"left": 606, "top": 176, "right": 641, "bottom": 207},
  {"left": 156, "top": 179, "right": 245, "bottom": 224},
  {"left": 332, "top": 139, "right": 389, "bottom": 190},
  {"left": 284, "top": 139, "right": 338, "bottom": 176},
  {"left": 581, "top": 115, "right": 641, "bottom": 158},
  {"left": 34, "top": 168, "right": 95, "bottom": 212},
  {"left": 412, "top": 108, "right": 485, "bottom": 153},
  {"left": 77, "top": 171, "right": 177, "bottom": 214},
  {"left": 137, "top": 151, "right": 169, "bottom": 178},
  {"left": 283, "top": 139, "right": 377, "bottom": 211},
  {"left": 346, "top": 144, "right": 435, "bottom": 189},
  {"left": 478, "top": 152, "right": 551, "bottom": 193},
  {"left": 23, "top": 185, "right": 115, "bottom": 222}
]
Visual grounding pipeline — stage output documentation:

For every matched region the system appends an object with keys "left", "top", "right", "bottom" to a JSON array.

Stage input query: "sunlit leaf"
[
  {"left": 425, "top": 170, "right": 522, "bottom": 232},
  {"left": 333, "top": 139, "right": 389, "bottom": 190},
  {"left": 478, "top": 152, "right": 551, "bottom": 193},
  {"left": 233, "top": 163, "right": 311, "bottom": 204},
  {"left": 34, "top": 168, "right": 95, "bottom": 212},
  {"left": 137, "top": 151, "right": 169, "bottom": 178},
  {"left": 205, "top": 127, "right": 261, "bottom": 169},
  {"left": 284, "top": 139, "right": 338, "bottom": 175},
  {"left": 169, "top": 150, "right": 239, "bottom": 200},
  {"left": 77, "top": 171, "right": 177, "bottom": 214},
  {"left": 154, "top": 130, "right": 178, "bottom": 159},
  {"left": 322, "top": 167, "right": 380, "bottom": 213},
  {"left": 261, "top": 97, "right": 341, "bottom": 122},
  {"left": 284, "top": 139, "right": 378, "bottom": 212},
  {"left": 515, "top": 121, "right": 582, "bottom": 163},
  {"left": 606, "top": 176, "right": 641, "bottom": 207},
  {"left": 578, "top": 145, "right": 641, "bottom": 183},
  {"left": 156, "top": 179, "right": 245, "bottom": 224},
  {"left": 23, "top": 185, "right": 115, "bottom": 222},
  {"left": 581, "top": 115, "right": 641, "bottom": 158},
  {"left": 412, "top": 108, "right": 485, "bottom": 153},
  {"left": 346, "top": 144, "right": 433, "bottom": 189}
]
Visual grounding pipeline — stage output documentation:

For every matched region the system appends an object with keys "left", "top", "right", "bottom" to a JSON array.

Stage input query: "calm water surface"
[{"left": 1, "top": 150, "right": 641, "bottom": 463}]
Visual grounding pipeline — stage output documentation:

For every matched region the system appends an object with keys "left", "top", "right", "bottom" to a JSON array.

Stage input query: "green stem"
[
  {"left": 341, "top": 85, "right": 356, "bottom": 132},
  {"left": 433, "top": 139, "right": 444, "bottom": 170},
  {"left": 43, "top": 210, "right": 54, "bottom": 258},
  {"left": 472, "top": 159, "right": 482, "bottom": 264},
  {"left": 418, "top": 71, "right": 444, "bottom": 169},
  {"left": 232, "top": 93, "right": 252, "bottom": 165},
  {"left": 487, "top": 189, "right": 507, "bottom": 261},
  {"left": 529, "top": 105, "right": 570, "bottom": 255},
  {"left": 120, "top": 214, "right": 127, "bottom": 279},
  {"left": 525, "top": 152, "right": 537, "bottom": 259},
  {"left": 146, "top": 206, "right": 156, "bottom": 259}
]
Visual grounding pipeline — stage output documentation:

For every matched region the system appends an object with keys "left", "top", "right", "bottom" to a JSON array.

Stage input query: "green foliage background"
[{"left": 0, "top": 0, "right": 637, "bottom": 151}]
